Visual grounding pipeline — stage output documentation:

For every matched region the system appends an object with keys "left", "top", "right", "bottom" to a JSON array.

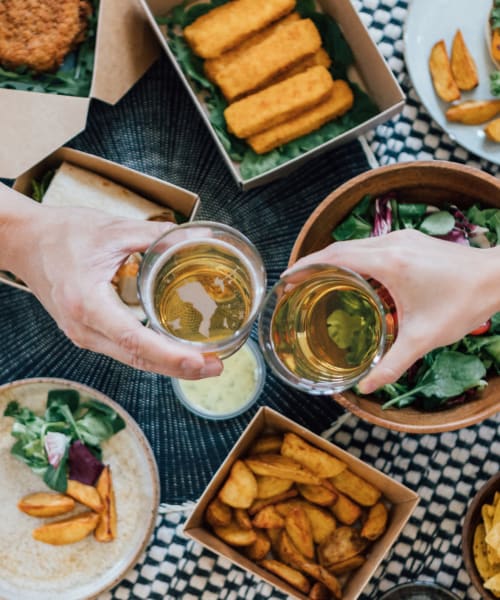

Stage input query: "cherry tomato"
[{"left": 469, "top": 320, "right": 491, "bottom": 336}]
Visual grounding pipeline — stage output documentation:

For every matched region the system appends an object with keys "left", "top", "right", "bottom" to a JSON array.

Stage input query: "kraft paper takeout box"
[
  {"left": 184, "top": 407, "right": 419, "bottom": 600},
  {"left": 139, "top": 0, "right": 405, "bottom": 190},
  {"left": 0, "top": 146, "right": 200, "bottom": 294},
  {"left": 0, "top": 0, "right": 160, "bottom": 180}
]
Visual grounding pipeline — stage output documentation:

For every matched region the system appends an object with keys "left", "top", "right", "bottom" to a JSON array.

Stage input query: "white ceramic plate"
[
  {"left": 0, "top": 378, "right": 160, "bottom": 600},
  {"left": 404, "top": 0, "right": 500, "bottom": 165}
]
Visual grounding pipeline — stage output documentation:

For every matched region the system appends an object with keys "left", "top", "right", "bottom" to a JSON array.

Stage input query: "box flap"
[
  {"left": 91, "top": 0, "right": 160, "bottom": 104},
  {"left": 0, "top": 91, "right": 90, "bottom": 180}
]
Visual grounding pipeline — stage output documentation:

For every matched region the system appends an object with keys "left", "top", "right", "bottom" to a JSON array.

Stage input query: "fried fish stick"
[
  {"left": 225, "top": 66, "right": 334, "bottom": 138},
  {"left": 247, "top": 80, "right": 354, "bottom": 154},
  {"left": 212, "top": 18, "right": 322, "bottom": 102},
  {"left": 184, "top": 0, "right": 296, "bottom": 59},
  {"left": 204, "top": 12, "right": 301, "bottom": 83},
  {"left": 271, "top": 48, "right": 332, "bottom": 85}
]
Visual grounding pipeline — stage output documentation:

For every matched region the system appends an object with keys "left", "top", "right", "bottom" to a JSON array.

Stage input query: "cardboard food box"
[
  {"left": 139, "top": 0, "right": 405, "bottom": 190},
  {"left": 0, "top": 0, "right": 160, "bottom": 180},
  {"left": 0, "top": 146, "right": 200, "bottom": 300},
  {"left": 184, "top": 407, "right": 419, "bottom": 600}
]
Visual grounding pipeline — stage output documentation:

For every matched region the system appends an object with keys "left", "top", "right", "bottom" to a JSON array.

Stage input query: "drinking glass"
[{"left": 138, "top": 221, "right": 266, "bottom": 358}]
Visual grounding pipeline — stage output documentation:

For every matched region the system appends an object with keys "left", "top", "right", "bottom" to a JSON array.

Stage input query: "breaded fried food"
[
  {"left": 247, "top": 80, "right": 354, "bottom": 154},
  {"left": 204, "top": 12, "right": 301, "bottom": 83},
  {"left": 184, "top": 0, "right": 296, "bottom": 60},
  {"left": 225, "top": 66, "right": 334, "bottom": 139},
  {"left": 271, "top": 48, "right": 332, "bottom": 86},
  {"left": 0, "top": 0, "right": 92, "bottom": 73},
  {"left": 211, "top": 18, "right": 322, "bottom": 102}
]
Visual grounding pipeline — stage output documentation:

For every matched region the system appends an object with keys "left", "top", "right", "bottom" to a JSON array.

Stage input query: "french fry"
[
  {"left": 253, "top": 505, "right": 286, "bottom": 529},
  {"left": 249, "top": 488, "right": 299, "bottom": 516},
  {"left": 361, "top": 502, "right": 389, "bottom": 541},
  {"left": 234, "top": 508, "right": 253, "bottom": 530},
  {"left": 446, "top": 100, "right": 500, "bottom": 125},
  {"left": 94, "top": 465, "right": 117, "bottom": 543},
  {"left": 429, "top": 40, "right": 461, "bottom": 102},
  {"left": 297, "top": 483, "right": 337, "bottom": 507},
  {"left": 213, "top": 521, "right": 257, "bottom": 547},
  {"left": 259, "top": 559, "right": 311, "bottom": 594},
  {"left": 256, "top": 475, "right": 294, "bottom": 499},
  {"left": 450, "top": 29, "right": 479, "bottom": 91},
  {"left": 318, "top": 526, "right": 367, "bottom": 568},
  {"left": 32, "top": 511, "right": 99, "bottom": 545},
  {"left": 249, "top": 434, "right": 283, "bottom": 456},
  {"left": 244, "top": 529, "right": 272, "bottom": 561},
  {"left": 206, "top": 497, "right": 232, "bottom": 528},
  {"left": 281, "top": 433, "right": 347, "bottom": 479},
  {"left": 18, "top": 492, "right": 75, "bottom": 518},
  {"left": 485, "top": 117, "right": 500, "bottom": 142},
  {"left": 330, "top": 490, "right": 363, "bottom": 525},
  {"left": 331, "top": 470, "right": 381, "bottom": 507},
  {"left": 66, "top": 479, "right": 103, "bottom": 513},
  {"left": 246, "top": 454, "right": 322, "bottom": 485},
  {"left": 219, "top": 460, "right": 258, "bottom": 509},
  {"left": 285, "top": 507, "right": 315, "bottom": 560}
]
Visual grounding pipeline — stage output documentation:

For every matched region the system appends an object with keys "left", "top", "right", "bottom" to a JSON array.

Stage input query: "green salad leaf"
[
  {"left": 492, "top": 0, "right": 500, "bottom": 31},
  {"left": 0, "top": 0, "right": 99, "bottom": 97},
  {"left": 491, "top": 72, "right": 500, "bottom": 97},
  {"left": 160, "top": 0, "right": 379, "bottom": 180}
]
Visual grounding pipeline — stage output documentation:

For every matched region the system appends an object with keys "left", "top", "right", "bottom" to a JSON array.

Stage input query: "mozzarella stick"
[
  {"left": 247, "top": 80, "right": 355, "bottom": 154},
  {"left": 211, "top": 18, "right": 322, "bottom": 101},
  {"left": 225, "top": 66, "right": 334, "bottom": 139},
  {"left": 184, "top": 0, "right": 296, "bottom": 59}
]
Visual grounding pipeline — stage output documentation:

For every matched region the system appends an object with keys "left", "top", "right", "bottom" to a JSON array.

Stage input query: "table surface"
[{"left": 1, "top": 1, "right": 499, "bottom": 599}]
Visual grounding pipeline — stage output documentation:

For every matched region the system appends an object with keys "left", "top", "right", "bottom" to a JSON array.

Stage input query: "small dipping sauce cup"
[
  {"left": 258, "top": 264, "right": 396, "bottom": 395},
  {"left": 138, "top": 221, "right": 266, "bottom": 358}
]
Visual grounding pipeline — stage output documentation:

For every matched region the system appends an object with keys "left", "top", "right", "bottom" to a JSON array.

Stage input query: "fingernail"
[
  {"left": 200, "top": 358, "right": 223, "bottom": 378},
  {"left": 180, "top": 358, "right": 204, "bottom": 377}
]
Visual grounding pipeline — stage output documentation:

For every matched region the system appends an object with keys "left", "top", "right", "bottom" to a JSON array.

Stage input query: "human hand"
[
  {"left": 286, "top": 229, "right": 500, "bottom": 393},
  {"left": 3, "top": 196, "right": 223, "bottom": 379}
]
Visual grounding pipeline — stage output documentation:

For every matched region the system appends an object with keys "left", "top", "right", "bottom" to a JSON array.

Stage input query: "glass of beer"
[
  {"left": 258, "top": 264, "right": 397, "bottom": 394},
  {"left": 138, "top": 221, "right": 266, "bottom": 358}
]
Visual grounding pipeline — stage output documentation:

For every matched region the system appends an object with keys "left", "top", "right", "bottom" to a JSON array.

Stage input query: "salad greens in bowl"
[{"left": 289, "top": 161, "right": 500, "bottom": 433}]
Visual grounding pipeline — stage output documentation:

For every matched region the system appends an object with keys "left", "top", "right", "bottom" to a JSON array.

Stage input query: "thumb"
[{"left": 357, "top": 332, "right": 423, "bottom": 394}]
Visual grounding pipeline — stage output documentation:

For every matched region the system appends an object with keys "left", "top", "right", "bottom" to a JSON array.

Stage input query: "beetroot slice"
[{"left": 68, "top": 440, "right": 104, "bottom": 485}]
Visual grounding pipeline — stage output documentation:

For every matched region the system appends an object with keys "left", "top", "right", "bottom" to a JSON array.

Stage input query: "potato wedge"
[
  {"left": 281, "top": 433, "right": 346, "bottom": 479},
  {"left": 206, "top": 497, "right": 232, "bottom": 528},
  {"left": 361, "top": 502, "right": 388, "bottom": 541},
  {"left": 491, "top": 28, "right": 500, "bottom": 65},
  {"left": 267, "top": 526, "right": 284, "bottom": 554},
  {"left": 18, "top": 492, "right": 75, "bottom": 518},
  {"left": 300, "top": 562, "right": 342, "bottom": 600},
  {"left": 253, "top": 505, "right": 286, "bottom": 529},
  {"left": 331, "top": 470, "right": 381, "bottom": 507},
  {"left": 246, "top": 454, "right": 322, "bottom": 485},
  {"left": 278, "top": 530, "right": 307, "bottom": 569},
  {"left": 485, "top": 117, "right": 500, "bottom": 142},
  {"left": 94, "top": 465, "right": 117, "bottom": 543},
  {"left": 330, "top": 490, "right": 363, "bottom": 525},
  {"left": 276, "top": 500, "right": 337, "bottom": 545},
  {"left": 429, "top": 40, "right": 461, "bottom": 102},
  {"left": 213, "top": 521, "right": 257, "bottom": 547},
  {"left": 285, "top": 507, "right": 315, "bottom": 560},
  {"left": 308, "top": 582, "right": 330, "bottom": 600},
  {"left": 451, "top": 29, "right": 479, "bottom": 91},
  {"left": 446, "top": 100, "right": 500, "bottom": 124},
  {"left": 297, "top": 483, "right": 337, "bottom": 507},
  {"left": 259, "top": 559, "right": 311, "bottom": 594},
  {"left": 328, "top": 554, "right": 366, "bottom": 575},
  {"left": 32, "top": 511, "right": 99, "bottom": 545},
  {"left": 234, "top": 508, "right": 253, "bottom": 530},
  {"left": 66, "top": 479, "right": 103, "bottom": 512},
  {"left": 244, "top": 528, "right": 272, "bottom": 561},
  {"left": 318, "top": 526, "right": 367, "bottom": 568},
  {"left": 219, "top": 460, "right": 258, "bottom": 509},
  {"left": 248, "top": 434, "right": 283, "bottom": 456},
  {"left": 249, "top": 489, "right": 298, "bottom": 516},
  {"left": 256, "top": 475, "right": 294, "bottom": 499}
]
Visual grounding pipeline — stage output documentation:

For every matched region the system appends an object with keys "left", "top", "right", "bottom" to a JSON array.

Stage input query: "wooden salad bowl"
[{"left": 289, "top": 161, "right": 500, "bottom": 433}]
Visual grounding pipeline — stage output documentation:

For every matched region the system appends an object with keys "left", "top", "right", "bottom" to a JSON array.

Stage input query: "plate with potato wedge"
[
  {"left": 0, "top": 378, "right": 160, "bottom": 600},
  {"left": 404, "top": 0, "right": 500, "bottom": 164}
]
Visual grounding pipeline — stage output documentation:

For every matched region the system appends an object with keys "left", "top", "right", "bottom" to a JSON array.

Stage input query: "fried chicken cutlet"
[
  {"left": 184, "top": 0, "right": 296, "bottom": 59},
  {"left": 225, "top": 66, "right": 334, "bottom": 139},
  {"left": 0, "top": 0, "right": 92, "bottom": 73}
]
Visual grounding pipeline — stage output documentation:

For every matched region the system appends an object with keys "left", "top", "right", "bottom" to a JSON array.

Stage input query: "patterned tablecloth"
[{"left": 1, "top": 1, "right": 499, "bottom": 599}]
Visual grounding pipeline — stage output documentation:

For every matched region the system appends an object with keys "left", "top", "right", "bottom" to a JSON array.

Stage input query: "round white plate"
[
  {"left": 0, "top": 378, "right": 160, "bottom": 600},
  {"left": 404, "top": 0, "right": 500, "bottom": 165}
]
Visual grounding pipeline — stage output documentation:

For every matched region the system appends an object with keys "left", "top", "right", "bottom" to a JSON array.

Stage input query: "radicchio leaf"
[
  {"left": 44, "top": 432, "right": 69, "bottom": 468},
  {"left": 68, "top": 440, "right": 104, "bottom": 485},
  {"left": 372, "top": 194, "right": 393, "bottom": 237}
]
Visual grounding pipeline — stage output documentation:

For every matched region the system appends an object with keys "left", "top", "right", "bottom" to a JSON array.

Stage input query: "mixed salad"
[{"left": 332, "top": 193, "right": 500, "bottom": 410}]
